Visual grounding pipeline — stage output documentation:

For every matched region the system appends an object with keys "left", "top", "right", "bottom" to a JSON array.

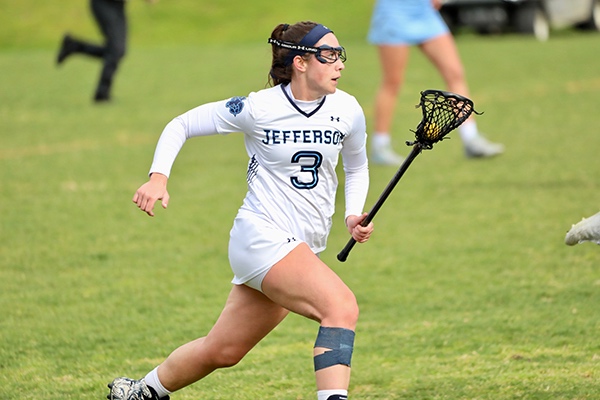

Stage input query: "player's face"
[{"left": 305, "top": 33, "right": 345, "bottom": 97}]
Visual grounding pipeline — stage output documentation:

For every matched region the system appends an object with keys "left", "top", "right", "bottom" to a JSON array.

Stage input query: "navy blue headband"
[
  {"left": 284, "top": 24, "right": 333, "bottom": 66},
  {"left": 299, "top": 24, "right": 332, "bottom": 47}
]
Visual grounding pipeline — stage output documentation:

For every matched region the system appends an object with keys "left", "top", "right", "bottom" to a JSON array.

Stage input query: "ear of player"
[{"left": 408, "top": 89, "right": 481, "bottom": 149}]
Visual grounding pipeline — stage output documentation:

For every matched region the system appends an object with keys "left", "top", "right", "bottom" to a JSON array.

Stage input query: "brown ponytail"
[{"left": 268, "top": 21, "right": 317, "bottom": 87}]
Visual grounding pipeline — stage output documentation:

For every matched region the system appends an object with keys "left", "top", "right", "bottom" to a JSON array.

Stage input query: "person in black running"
[{"left": 56, "top": 0, "right": 157, "bottom": 102}]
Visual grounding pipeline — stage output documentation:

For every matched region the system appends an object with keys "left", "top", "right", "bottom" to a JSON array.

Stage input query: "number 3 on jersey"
[{"left": 290, "top": 151, "right": 323, "bottom": 190}]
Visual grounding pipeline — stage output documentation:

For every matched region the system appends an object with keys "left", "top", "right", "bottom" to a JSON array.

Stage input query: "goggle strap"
[{"left": 268, "top": 38, "right": 318, "bottom": 54}]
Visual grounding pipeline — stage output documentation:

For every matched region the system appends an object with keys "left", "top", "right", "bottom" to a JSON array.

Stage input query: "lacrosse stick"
[{"left": 337, "top": 89, "right": 480, "bottom": 262}]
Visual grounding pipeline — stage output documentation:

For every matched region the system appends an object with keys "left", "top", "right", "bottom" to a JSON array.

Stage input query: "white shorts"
[{"left": 228, "top": 209, "right": 303, "bottom": 292}]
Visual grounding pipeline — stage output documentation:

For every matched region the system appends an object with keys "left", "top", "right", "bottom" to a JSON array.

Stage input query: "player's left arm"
[{"left": 340, "top": 101, "right": 372, "bottom": 241}]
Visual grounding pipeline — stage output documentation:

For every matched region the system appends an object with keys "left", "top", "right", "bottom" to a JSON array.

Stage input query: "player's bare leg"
[
  {"left": 371, "top": 45, "right": 410, "bottom": 165},
  {"left": 156, "top": 284, "right": 289, "bottom": 391},
  {"left": 262, "top": 243, "right": 358, "bottom": 396},
  {"left": 420, "top": 34, "right": 504, "bottom": 157}
]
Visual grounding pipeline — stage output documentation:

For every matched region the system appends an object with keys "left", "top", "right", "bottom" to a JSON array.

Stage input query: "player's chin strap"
[{"left": 313, "top": 326, "right": 355, "bottom": 371}]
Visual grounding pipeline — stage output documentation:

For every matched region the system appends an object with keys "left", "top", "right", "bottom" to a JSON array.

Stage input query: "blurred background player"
[
  {"left": 56, "top": 0, "right": 157, "bottom": 102},
  {"left": 368, "top": 0, "right": 504, "bottom": 165}
]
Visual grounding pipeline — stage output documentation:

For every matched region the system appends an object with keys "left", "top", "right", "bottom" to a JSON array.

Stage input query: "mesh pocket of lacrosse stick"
[{"left": 408, "top": 89, "right": 481, "bottom": 149}]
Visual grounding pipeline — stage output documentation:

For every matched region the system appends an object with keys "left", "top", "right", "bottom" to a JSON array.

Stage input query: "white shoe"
[
  {"left": 371, "top": 145, "right": 404, "bottom": 166},
  {"left": 463, "top": 135, "right": 504, "bottom": 158},
  {"left": 565, "top": 211, "right": 600, "bottom": 246},
  {"left": 107, "top": 377, "right": 168, "bottom": 400}
]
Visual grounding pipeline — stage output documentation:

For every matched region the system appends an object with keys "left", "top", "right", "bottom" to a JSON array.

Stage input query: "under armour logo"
[
  {"left": 287, "top": 237, "right": 297, "bottom": 243},
  {"left": 331, "top": 116, "right": 340, "bottom": 122}
]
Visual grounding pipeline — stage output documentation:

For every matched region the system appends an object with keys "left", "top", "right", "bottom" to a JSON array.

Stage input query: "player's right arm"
[
  {"left": 134, "top": 95, "right": 254, "bottom": 217},
  {"left": 133, "top": 102, "right": 223, "bottom": 217},
  {"left": 133, "top": 172, "right": 169, "bottom": 217}
]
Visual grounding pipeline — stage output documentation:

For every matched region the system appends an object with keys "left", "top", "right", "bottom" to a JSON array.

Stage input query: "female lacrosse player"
[
  {"left": 368, "top": 0, "right": 504, "bottom": 165},
  {"left": 108, "top": 21, "right": 373, "bottom": 400}
]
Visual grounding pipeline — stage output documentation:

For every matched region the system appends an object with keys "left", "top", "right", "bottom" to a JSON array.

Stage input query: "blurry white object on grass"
[{"left": 565, "top": 211, "right": 600, "bottom": 246}]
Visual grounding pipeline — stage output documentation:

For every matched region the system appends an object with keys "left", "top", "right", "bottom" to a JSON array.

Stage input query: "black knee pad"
[{"left": 313, "top": 326, "right": 355, "bottom": 371}]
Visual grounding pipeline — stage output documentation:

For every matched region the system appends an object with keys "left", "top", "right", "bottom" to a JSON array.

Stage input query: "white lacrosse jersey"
[{"left": 149, "top": 84, "right": 369, "bottom": 282}]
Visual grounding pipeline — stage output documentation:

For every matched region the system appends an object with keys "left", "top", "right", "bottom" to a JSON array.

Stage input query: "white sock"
[
  {"left": 371, "top": 132, "right": 391, "bottom": 149},
  {"left": 458, "top": 120, "right": 478, "bottom": 142},
  {"left": 317, "top": 389, "right": 348, "bottom": 400},
  {"left": 144, "top": 366, "right": 172, "bottom": 398}
]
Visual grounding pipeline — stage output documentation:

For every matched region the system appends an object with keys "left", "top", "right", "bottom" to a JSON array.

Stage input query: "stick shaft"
[{"left": 337, "top": 144, "right": 422, "bottom": 262}]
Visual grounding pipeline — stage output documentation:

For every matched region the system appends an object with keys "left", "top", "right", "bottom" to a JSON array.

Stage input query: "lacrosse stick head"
[{"left": 408, "top": 89, "right": 480, "bottom": 149}]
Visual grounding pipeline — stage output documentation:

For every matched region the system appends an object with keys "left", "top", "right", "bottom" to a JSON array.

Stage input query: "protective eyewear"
[
  {"left": 268, "top": 38, "right": 347, "bottom": 65},
  {"left": 314, "top": 45, "right": 347, "bottom": 64}
]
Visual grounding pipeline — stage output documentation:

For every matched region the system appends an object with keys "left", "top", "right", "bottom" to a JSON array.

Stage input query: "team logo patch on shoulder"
[{"left": 226, "top": 96, "right": 246, "bottom": 116}]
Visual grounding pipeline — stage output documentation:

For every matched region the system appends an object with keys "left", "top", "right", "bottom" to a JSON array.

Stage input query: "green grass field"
[{"left": 1, "top": 1, "right": 599, "bottom": 399}]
